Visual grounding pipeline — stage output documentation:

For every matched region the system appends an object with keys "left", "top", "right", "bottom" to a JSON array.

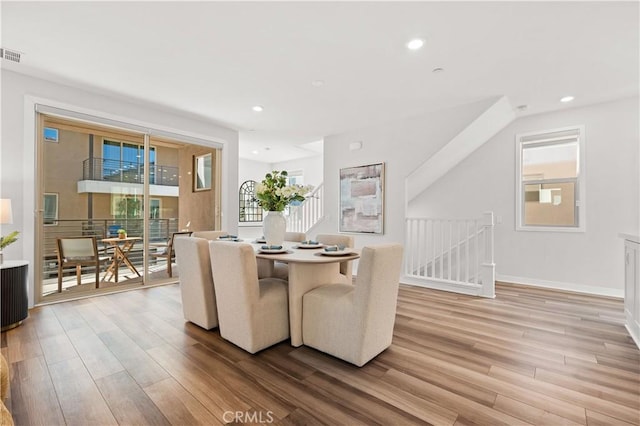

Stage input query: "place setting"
[
  {"left": 217, "top": 234, "right": 242, "bottom": 242},
  {"left": 315, "top": 244, "right": 356, "bottom": 257},
  {"left": 293, "top": 239, "right": 324, "bottom": 249},
  {"left": 257, "top": 245, "right": 290, "bottom": 254}
]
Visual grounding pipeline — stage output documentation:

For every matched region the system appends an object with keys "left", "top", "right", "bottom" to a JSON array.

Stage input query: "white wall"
[
  {"left": 239, "top": 158, "right": 272, "bottom": 186},
  {"left": 409, "top": 97, "right": 639, "bottom": 296},
  {"left": 317, "top": 98, "right": 497, "bottom": 247},
  {"left": 1, "top": 70, "right": 239, "bottom": 307},
  {"left": 273, "top": 154, "right": 323, "bottom": 188},
  {"left": 239, "top": 155, "right": 323, "bottom": 188}
]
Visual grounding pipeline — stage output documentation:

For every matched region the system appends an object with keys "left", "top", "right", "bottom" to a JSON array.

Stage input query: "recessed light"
[
  {"left": 251, "top": 150, "right": 259, "bottom": 155},
  {"left": 252, "top": 105, "right": 264, "bottom": 112},
  {"left": 407, "top": 39, "right": 424, "bottom": 50},
  {"left": 560, "top": 96, "right": 574, "bottom": 103},
  {"left": 311, "top": 80, "right": 325, "bottom": 87},
  {"left": 432, "top": 67, "right": 444, "bottom": 73}
]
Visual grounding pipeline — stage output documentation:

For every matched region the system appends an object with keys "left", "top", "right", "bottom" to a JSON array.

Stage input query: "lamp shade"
[{"left": 0, "top": 199, "right": 13, "bottom": 224}]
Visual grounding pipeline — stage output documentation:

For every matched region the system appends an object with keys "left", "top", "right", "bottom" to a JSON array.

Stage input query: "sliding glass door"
[{"left": 36, "top": 113, "right": 221, "bottom": 303}]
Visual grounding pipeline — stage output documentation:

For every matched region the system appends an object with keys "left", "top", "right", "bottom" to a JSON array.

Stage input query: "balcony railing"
[
  {"left": 82, "top": 157, "right": 179, "bottom": 186},
  {"left": 42, "top": 218, "right": 180, "bottom": 277}
]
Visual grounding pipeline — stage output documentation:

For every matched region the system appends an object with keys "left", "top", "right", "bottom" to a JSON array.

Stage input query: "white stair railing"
[
  {"left": 404, "top": 211, "right": 495, "bottom": 298},
  {"left": 286, "top": 183, "right": 324, "bottom": 233}
]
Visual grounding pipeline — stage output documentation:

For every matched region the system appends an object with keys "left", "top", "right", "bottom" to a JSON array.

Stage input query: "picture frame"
[
  {"left": 194, "top": 153, "right": 212, "bottom": 191},
  {"left": 339, "top": 162, "right": 384, "bottom": 234}
]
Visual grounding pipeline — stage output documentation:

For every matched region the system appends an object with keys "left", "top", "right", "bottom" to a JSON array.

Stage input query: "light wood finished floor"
[{"left": 2, "top": 282, "right": 638, "bottom": 425}]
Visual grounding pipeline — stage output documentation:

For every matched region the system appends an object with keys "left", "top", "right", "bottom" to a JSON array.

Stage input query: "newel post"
[{"left": 480, "top": 211, "right": 496, "bottom": 298}]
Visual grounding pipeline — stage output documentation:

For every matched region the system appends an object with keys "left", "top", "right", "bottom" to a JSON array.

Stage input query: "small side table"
[{"left": 1, "top": 260, "right": 29, "bottom": 331}]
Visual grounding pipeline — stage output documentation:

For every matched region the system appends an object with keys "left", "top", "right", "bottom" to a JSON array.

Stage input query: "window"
[
  {"left": 44, "top": 193, "right": 58, "bottom": 225},
  {"left": 516, "top": 125, "right": 585, "bottom": 231},
  {"left": 43, "top": 127, "right": 59, "bottom": 142},
  {"left": 239, "top": 180, "right": 263, "bottom": 222},
  {"left": 111, "top": 195, "right": 142, "bottom": 219},
  {"left": 287, "top": 170, "right": 304, "bottom": 186},
  {"left": 194, "top": 153, "right": 212, "bottom": 191},
  {"left": 150, "top": 198, "right": 161, "bottom": 219},
  {"left": 102, "top": 140, "right": 156, "bottom": 184}
]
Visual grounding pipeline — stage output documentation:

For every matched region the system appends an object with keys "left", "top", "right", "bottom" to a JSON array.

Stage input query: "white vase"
[{"left": 263, "top": 210, "right": 286, "bottom": 246}]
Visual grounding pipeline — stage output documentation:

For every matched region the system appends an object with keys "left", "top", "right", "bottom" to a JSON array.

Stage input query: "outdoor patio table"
[{"left": 101, "top": 236, "right": 142, "bottom": 282}]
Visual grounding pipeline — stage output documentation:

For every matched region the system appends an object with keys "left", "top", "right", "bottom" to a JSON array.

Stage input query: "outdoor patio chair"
[
  {"left": 149, "top": 231, "right": 192, "bottom": 277},
  {"left": 56, "top": 236, "right": 110, "bottom": 292}
]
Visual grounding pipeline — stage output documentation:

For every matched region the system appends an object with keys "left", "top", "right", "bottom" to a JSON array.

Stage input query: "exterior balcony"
[{"left": 77, "top": 157, "right": 179, "bottom": 197}]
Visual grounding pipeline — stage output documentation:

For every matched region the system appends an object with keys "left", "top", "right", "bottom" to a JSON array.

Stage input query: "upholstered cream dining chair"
[
  {"left": 191, "top": 230, "right": 228, "bottom": 240},
  {"left": 209, "top": 241, "right": 290, "bottom": 353},
  {"left": 271, "top": 231, "right": 307, "bottom": 281},
  {"left": 174, "top": 237, "right": 218, "bottom": 330},
  {"left": 315, "top": 233, "right": 355, "bottom": 284},
  {"left": 284, "top": 232, "right": 306, "bottom": 242},
  {"left": 302, "top": 244, "right": 403, "bottom": 366}
]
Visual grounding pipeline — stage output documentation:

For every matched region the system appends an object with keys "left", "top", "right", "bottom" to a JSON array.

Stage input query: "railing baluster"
[
  {"left": 417, "top": 219, "right": 427, "bottom": 276},
  {"left": 416, "top": 220, "right": 421, "bottom": 277},
  {"left": 455, "top": 220, "right": 460, "bottom": 282},
  {"left": 425, "top": 219, "right": 430, "bottom": 277},
  {"left": 412, "top": 219, "right": 417, "bottom": 277},
  {"left": 285, "top": 183, "right": 323, "bottom": 234},
  {"left": 465, "top": 220, "right": 470, "bottom": 283},
  {"left": 431, "top": 220, "right": 436, "bottom": 278},
  {"left": 447, "top": 220, "right": 452, "bottom": 280},
  {"left": 404, "top": 213, "right": 494, "bottom": 297},
  {"left": 422, "top": 219, "right": 427, "bottom": 277},
  {"left": 407, "top": 219, "right": 413, "bottom": 276},
  {"left": 474, "top": 220, "right": 479, "bottom": 284},
  {"left": 81, "top": 157, "right": 178, "bottom": 186}
]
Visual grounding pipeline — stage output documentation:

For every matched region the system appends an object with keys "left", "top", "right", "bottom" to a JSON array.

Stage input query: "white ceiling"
[{"left": 2, "top": 1, "right": 638, "bottom": 163}]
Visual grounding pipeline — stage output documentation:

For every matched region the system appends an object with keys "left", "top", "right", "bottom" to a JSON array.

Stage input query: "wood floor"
[{"left": 1, "top": 282, "right": 638, "bottom": 425}]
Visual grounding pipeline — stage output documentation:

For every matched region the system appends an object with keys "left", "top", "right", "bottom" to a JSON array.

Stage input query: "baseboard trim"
[
  {"left": 400, "top": 275, "right": 495, "bottom": 298},
  {"left": 625, "top": 323, "right": 640, "bottom": 350},
  {"left": 496, "top": 274, "right": 623, "bottom": 299}
]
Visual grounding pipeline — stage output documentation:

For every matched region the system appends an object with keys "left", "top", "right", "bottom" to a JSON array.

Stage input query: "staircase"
[
  {"left": 401, "top": 97, "right": 514, "bottom": 296},
  {"left": 286, "top": 183, "right": 324, "bottom": 233},
  {"left": 403, "top": 212, "right": 495, "bottom": 298},
  {"left": 282, "top": 98, "right": 512, "bottom": 297}
]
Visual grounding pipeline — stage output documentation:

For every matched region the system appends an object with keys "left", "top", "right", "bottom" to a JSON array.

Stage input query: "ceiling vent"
[{"left": 1, "top": 48, "right": 21, "bottom": 63}]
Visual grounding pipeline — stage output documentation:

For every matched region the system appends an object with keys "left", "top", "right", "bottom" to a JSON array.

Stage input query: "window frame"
[
  {"left": 286, "top": 169, "right": 304, "bottom": 186},
  {"left": 102, "top": 139, "right": 156, "bottom": 184},
  {"left": 43, "top": 193, "right": 58, "bottom": 226},
  {"left": 515, "top": 125, "right": 586, "bottom": 232},
  {"left": 43, "top": 127, "right": 59, "bottom": 143},
  {"left": 239, "top": 180, "right": 263, "bottom": 223},
  {"left": 149, "top": 198, "right": 161, "bottom": 219},
  {"left": 193, "top": 153, "right": 212, "bottom": 191}
]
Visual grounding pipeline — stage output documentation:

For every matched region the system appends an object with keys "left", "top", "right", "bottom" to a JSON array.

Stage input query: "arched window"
[{"left": 239, "top": 180, "right": 263, "bottom": 222}]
